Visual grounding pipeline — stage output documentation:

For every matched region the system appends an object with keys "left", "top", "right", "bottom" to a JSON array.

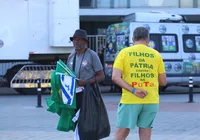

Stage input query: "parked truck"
[{"left": 0, "top": 0, "right": 79, "bottom": 94}]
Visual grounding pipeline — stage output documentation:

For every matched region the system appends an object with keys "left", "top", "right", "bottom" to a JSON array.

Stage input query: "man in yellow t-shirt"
[{"left": 112, "top": 27, "right": 167, "bottom": 140}]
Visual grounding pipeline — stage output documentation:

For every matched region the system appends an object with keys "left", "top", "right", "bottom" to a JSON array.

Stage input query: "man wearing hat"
[{"left": 67, "top": 29, "right": 105, "bottom": 111}]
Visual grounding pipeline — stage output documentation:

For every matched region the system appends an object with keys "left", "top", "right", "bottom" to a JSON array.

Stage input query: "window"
[
  {"left": 149, "top": 34, "right": 178, "bottom": 53},
  {"left": 97, "top": 0, "right": 111, "bottom": 8},
  {"left": 161, "top": 35, "right": 178, "bottom": 52},
  {"left": 180, "top": 0, "right": 193, "bottom": 8},
  {"left": 114, "top": 0, "right": 128, "bottom": 8},
  {"left": 80, "top": 0, "right": 93, "bottom": 8},
  {"left": 195, "top": 36, "right": 200, "bottom": 51},
  {"left": 183, "top": 34, "right": 200, "bottom": 53},
  {"left": 149, "top": 34, "right": 159, "bottom": 51},
  {"left": 116, "top": 34, "right": 126, "bottom": 52}
]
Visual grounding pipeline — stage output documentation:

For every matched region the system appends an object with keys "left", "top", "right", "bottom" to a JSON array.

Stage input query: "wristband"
[{"left": 131, "top": 88, "right": 136, "bottom": 94}]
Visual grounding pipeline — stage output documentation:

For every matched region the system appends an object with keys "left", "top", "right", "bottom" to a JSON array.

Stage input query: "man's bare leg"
[
  {"left": 114, "top": 128, "right": 130, "bottom": 140},
  {"left": 139, "top": 128, "right": 152, "bottom": 140}
]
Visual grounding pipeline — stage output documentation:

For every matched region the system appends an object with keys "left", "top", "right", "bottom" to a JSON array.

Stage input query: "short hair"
[{"left": 133, "top": 27, "right": 149, "bottom": 41}]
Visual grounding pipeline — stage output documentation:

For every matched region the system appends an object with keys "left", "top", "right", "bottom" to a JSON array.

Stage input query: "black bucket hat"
[{"left": 70, "top": 29, "right": 89, "bottom": 43}]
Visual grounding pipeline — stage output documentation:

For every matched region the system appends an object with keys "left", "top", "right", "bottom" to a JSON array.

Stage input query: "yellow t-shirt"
[{"left": 113, "top": 44, "right": 165, "bottom": 104}]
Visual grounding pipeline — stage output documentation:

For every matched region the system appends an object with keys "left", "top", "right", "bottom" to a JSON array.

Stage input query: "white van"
[
  {"left": 103, "top": 12, "right": 200, "bottom": 91},
  {"left": 123, "top": 11, "right": 183, "bottom": 23}
]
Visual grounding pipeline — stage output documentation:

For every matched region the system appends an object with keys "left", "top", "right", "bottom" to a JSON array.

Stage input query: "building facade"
[{"left": 79, "top": 0, "right": 200, "bottom": 34}]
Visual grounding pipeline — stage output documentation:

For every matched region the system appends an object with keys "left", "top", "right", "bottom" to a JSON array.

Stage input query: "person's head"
[
  {"left": 132, "top": 27, "right": 149, "bottom": 46},
  {"left": 70, "top": 29, "right": 89, "bottom": 50}
]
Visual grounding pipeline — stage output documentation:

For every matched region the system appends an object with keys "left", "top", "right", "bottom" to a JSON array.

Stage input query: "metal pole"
[
  {"left": 188, "top": 77, "right": 194, "bottom": 103},
  {"left": 36, "top": 79, "right": 43, "bottom": 107},
  {"left": 95, "top": 36, "right": 98, "bottom": 53}
]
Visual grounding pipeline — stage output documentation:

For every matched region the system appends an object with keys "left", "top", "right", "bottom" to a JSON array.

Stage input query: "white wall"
[{"left": 0, "top": 0, "right": 79, "bottom": 60}]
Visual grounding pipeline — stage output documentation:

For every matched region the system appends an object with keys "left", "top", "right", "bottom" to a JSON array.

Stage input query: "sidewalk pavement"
[{"left": 0, "top": 93, "right": 200, "bottom": 140}]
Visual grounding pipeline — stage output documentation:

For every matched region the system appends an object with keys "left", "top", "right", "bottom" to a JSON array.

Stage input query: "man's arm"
[
  {"left": 158, "top": 73, "right": 167, "bottom": 86},
  {"left": 93, "top": 70, "right": 105, "bottom": 82},
  {"left": 112, "top": 68, "right": 133, "bottom": 92},
  {"left": 112, "top": 68, "right": 147, "bottom": 98},
  {"left": 89, "top": 70, "right": 105, "bottom": 84},
  {"left": 89, "top": 51, "right": 105, "bottom": 84},
  {"left": 157, "top": 54, "right": 167, "bottom": 86},
  {"left": 77, "top": 70, "right": 104, "bottom": 86}
]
